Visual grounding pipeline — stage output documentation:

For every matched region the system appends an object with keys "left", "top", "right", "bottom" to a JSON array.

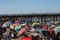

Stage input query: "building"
[{"left": 0, "top": 13, "right": 60, "bottom": 25}]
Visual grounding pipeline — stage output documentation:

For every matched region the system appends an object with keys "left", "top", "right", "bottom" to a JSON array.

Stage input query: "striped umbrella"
[{"left": 17, "top": 27, "right": 28, "bottom": 36}]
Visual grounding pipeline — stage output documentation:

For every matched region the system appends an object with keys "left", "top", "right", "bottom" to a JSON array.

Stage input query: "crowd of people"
[{"left": 0, "top": 18, "right": 60, "bottom": 40}]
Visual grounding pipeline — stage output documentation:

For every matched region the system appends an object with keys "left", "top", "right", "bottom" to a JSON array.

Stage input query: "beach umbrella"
[
  {"left": 32, "top": 22, "right": 39, "bottom": 29},
  {"left": 38, "top": 29, "right": 47, "bottom": 33},
  {"left": 54, "top": 27, "right": 60, "bottom": 32},
  {"left": 17, "top": 27, "right": 28, "bottom": 36},
  {"left": 32, "top": 22, "right": 39, "bottom": 27},
  {"left": 38, "top": 29, "right": 49, "bottom": 36},
  {"left": 19, "top": 37, "right": 32, "bottom": 40},
  {"left": 32, "top": 22, "right": 37, "bottom": 27}
]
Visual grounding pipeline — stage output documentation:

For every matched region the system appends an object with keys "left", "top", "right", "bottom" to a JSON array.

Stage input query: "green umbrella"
[{"left": 38, "top": 29, "right": 47, "bottom": 33}]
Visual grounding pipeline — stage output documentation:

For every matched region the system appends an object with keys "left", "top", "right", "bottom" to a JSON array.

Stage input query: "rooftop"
[{"left": 0, "top": 13, "right": 60, "bottom": 17}]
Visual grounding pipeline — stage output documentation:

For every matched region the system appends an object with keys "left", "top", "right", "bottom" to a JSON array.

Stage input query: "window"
[
  {"left": 51, "top": 16, "right": 53, "bottom": 21},
  {"left": 20, "top": 17, "right": 26, "bottom": 23},
  {"left": 57, "top": 16, "right": 60, "bottom": 21},
  {"left": 32, "top": 17, "right": 38, "bottom": 22},
  {"left": 38, "top": 17, "right": 41, "bottom": 22},
  {"left": 46, "top": 17, "right": 50, "bottom": 22}
]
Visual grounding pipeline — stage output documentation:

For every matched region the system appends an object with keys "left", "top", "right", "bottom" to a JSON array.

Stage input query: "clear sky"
[{"left": 0, "top": 0, "right": 60, "bottom": 14}]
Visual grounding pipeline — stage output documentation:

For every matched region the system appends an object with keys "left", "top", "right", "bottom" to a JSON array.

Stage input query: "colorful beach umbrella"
[
  {"left": 17, "top": 27, "right": 28, "bottom": 36},
  {"left": 19, "top": 37, "right": 32, "bottom": 40},
  {"left": 32, "top": 22, "right": 39, "bottom": 27}
]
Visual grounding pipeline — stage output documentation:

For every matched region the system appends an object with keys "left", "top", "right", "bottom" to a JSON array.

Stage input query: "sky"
[{"left": 0, "top": 0, "right": 60, "bottom": 14}]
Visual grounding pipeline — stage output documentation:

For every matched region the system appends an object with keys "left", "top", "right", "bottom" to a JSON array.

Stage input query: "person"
[
  {"left": 52, "top": 32, "right": 60, "bottom": 40},
  {"left": 51, "top": 23, "right": 56, "bottom": 28},
  {"left": 3, "top": 27, "right": 12, "bottom": 40},
  {"left": 2, "top": 21, "right": 8, "bottom": 33},
  {"left": 14, "top": 21, "right": 22, "bottom": 38},
  {"left": 10, "top": 23, "right": 15, "bottom": 32},
  {"left": 14, "top": 21, "right": 22, "bottom": 34},
  {"left": 48, "top": 28, "right": 54, "bottom": 36},
  {"left": 31, "top": 32, "right": 39, "bottom": 40},
  {"left": 0, "top": 27, "right": 3, "bottom": 40},
  {"left": 43, "top": 24, "right": 48, "bottom": 30},
  {"left": 56, "top": 32, "right": 60, "bottom": 40}
]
